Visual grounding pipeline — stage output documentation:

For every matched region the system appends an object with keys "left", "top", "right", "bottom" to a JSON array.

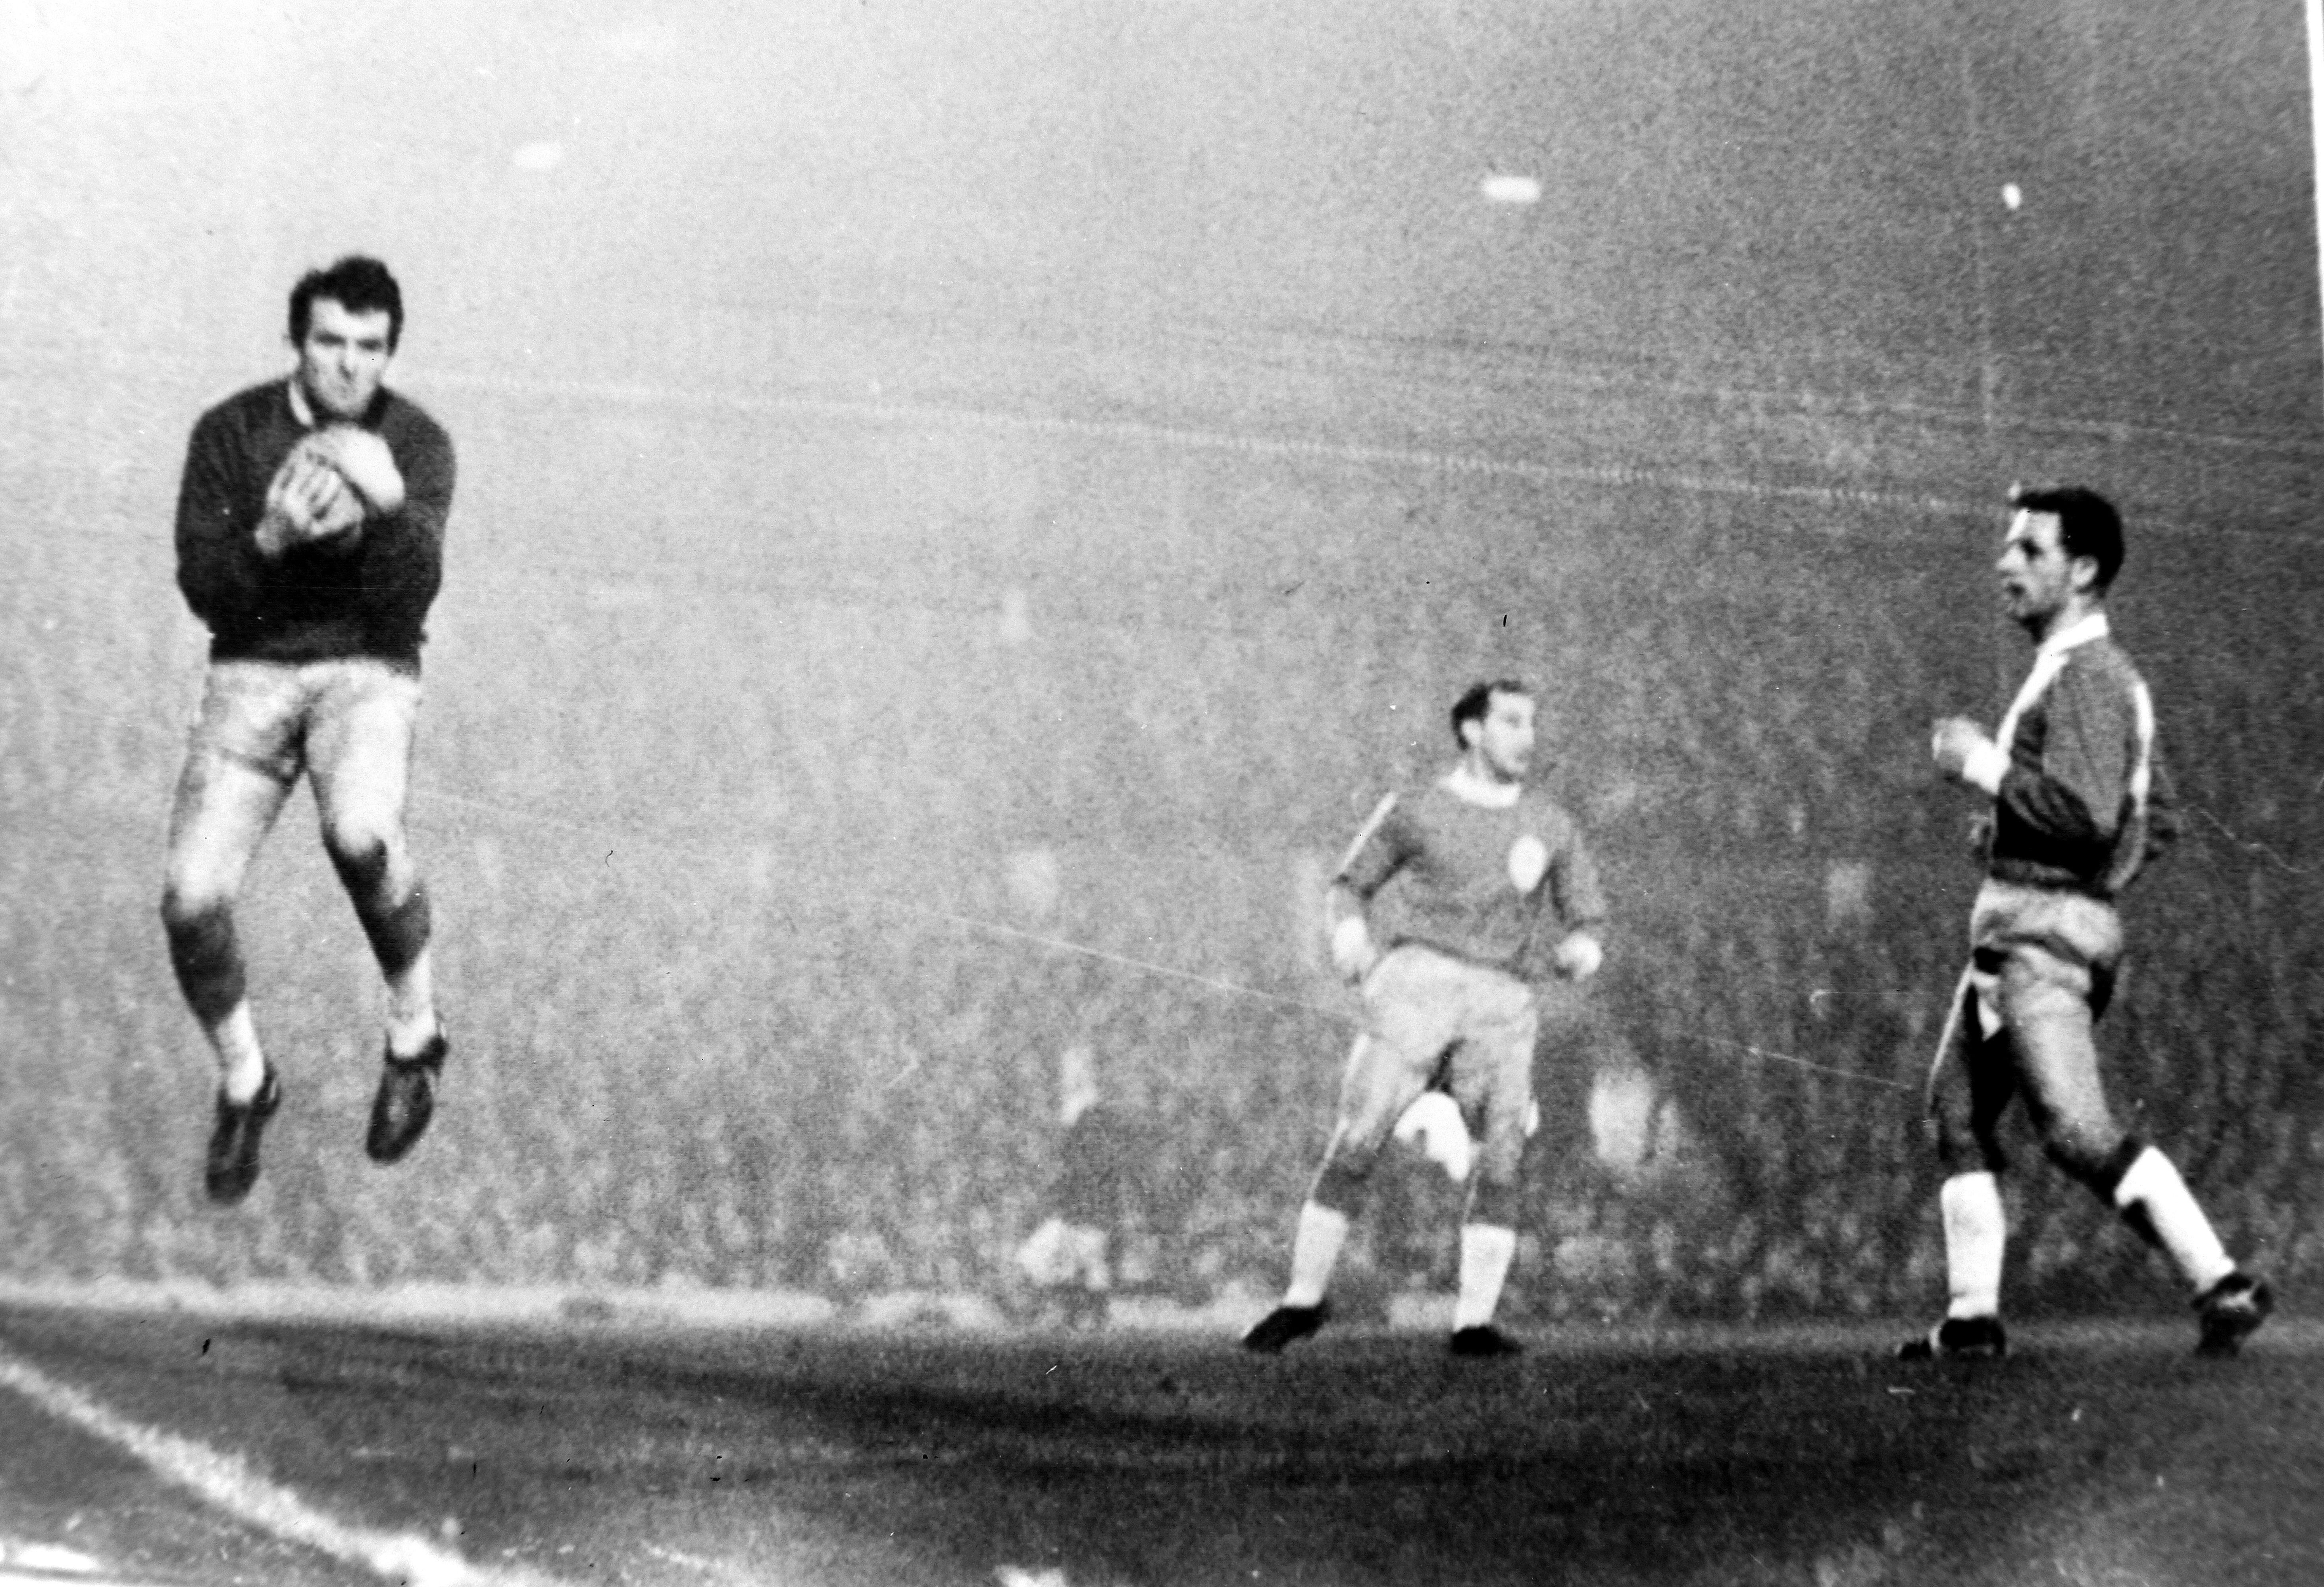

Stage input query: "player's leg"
[
  {"left": 1901, "top": 959, "right": 2017, "bottom": 1358},
  {"left": 160, "top": 664, "right": 303, "bottom": 1203},
  {"left": 2003, "top": 943, "right": 2270, "bottom": 1354},
  {"left": 162, "top": 751, "right": 295, "bottom": 1093},
  {"left": 1245, "top": 951, "right": 1446, "bottom": 1352},
  {"left": 1440, "top": 972, "right": 1538, "bottom": 1356},
  {"left": 306, "top": 661, "right": 445, "bottom": 1163},
  {"left": 1282, "top": 1033, "right": 1431, "bottom": 1303},
  {"left": 1066, "top": 1222, "right": 1112, "bottom": 1328},
  {"left": 308, "top": 661, "right": 436, "bottom": 1049}
]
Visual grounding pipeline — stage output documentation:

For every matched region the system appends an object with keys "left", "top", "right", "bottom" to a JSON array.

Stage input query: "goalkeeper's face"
[{"left": 296, "top": 298, "right": 395, "bottom": 421}]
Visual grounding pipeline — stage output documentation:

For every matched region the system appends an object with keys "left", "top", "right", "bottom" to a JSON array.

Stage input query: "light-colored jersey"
[{"left": 1337, "top": 769, "right": 1607, "bottom": 983}]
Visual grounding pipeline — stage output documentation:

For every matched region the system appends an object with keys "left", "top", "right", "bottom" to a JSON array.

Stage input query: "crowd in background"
[{"left": 5, "top": 409, "right": 2319, "bottom": 1322}]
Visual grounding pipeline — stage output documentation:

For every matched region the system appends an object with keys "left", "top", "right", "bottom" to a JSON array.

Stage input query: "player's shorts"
[
  {"left": 1949, "top": 879, "right": 2122, "bottom": 1049},
  {"left": 1928, "top": 880, "right": 2127, "bottom": 1174},
  {"left": 1333, "top": 945, "right": 1537, "bottom": 1184},
  {"left": 186, "top": 657, "right": 421, "bottom": 788}
]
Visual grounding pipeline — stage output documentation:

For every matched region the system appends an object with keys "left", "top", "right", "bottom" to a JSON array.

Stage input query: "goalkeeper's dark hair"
[
  {"left": 1450, "top": 679, "right": 1531, "bottom": 747},
  {"left": 2010, "top": 483, "right": 2124, "bottom": 592},
  {"left": 289, "top": 256, "right": 404, "bottom": 352}
]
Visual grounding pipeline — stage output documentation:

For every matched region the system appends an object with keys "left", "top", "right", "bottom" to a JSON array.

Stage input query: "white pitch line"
[{"left": 0, "top": 1341, "right": 568, "bottom": 1587}]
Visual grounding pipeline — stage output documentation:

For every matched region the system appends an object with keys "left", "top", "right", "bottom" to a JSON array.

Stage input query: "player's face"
[
  {"left": 1996, "top": 509, "right": 2082, "bottom": 634},
  {"left": 296, "top": 298, "right": 394, "bottom": 421},
  {"left": 1468, "top": 692, "right": 1535, "bottom": 782}
]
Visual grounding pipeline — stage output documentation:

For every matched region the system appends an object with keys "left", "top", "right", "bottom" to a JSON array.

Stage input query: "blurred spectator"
[{"left": 1015, "top": 1044, "right": 1145, "bottom": 1326}]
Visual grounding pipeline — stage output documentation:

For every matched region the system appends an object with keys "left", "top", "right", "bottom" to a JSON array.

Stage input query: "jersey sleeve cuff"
[{"left": 1962, "top": 741, "right": 2010, "bottom": 797}]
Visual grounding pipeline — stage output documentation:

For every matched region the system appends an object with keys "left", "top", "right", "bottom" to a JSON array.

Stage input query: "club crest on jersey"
[{"left": 1507, "top": 834, "right": 1549, "bottom": 893}]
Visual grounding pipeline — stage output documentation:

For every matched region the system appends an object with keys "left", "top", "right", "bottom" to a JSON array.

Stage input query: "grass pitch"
[{"left": 2, "top": 1305, "right": 2319, "bottom": 1586}]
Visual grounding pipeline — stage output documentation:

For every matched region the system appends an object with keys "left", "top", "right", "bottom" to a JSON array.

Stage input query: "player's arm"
[
  {"left": 1545, "top": 817, "right": 1608, "bottom": 981},
  {"left": 1326, "top": 793, "right": 1410, "bottom": 983},
  {"left": 1324, "top": 881, "right": 1379, "bottom": 983},
  {"left": 2005, "top": 663, "right": 2135, "bottom": 847},
  {"left": 173, "top": 410, "right": 268, "bottom": 625},
  {"left": 1942, "top": 667, "right": 2132, "bottom": 851},
  {"left": 1931, "top": 715, "right": 2002, "bottom": 790},
  {"left": 351, "top": 413, "right": 456, "bottom": 626},
  {"left": 2140, "top": 744, "right": 2181, "bottom": 866}
]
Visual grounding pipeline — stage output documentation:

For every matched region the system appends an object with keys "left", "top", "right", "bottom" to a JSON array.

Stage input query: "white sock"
[
  {"left": 1452, "top": 1223, "right": 1518, "bottom": 1331},
  {"left": 386, "top": 950, "right": 440, "bottom": 1059},
  {"left": 1940, "top": 1172, "right": 2006, "bottom": 1320},
  {"left": 2113, "top": 1147, "right": 2236, "bottom": 1293},
  {"left": 1283, "top": 1202, "right": 1350, "bottom": 1308},
  {"left": 209, "top": 1004, "right": 268, "bottom": 1103}
]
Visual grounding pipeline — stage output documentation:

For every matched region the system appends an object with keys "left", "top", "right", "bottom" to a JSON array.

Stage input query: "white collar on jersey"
[
  {"left": 1441, "top": 763, "right": 1523, "bottom": 809},
  {"left": 2035, "top": 609, "right": 2109, "bottom": 659},
  {"left": 1993, "top": 610, "right": 2114, "bottom": 755},
  {"left": 286, "top": 376, "right": 318, "bottom": 429}
]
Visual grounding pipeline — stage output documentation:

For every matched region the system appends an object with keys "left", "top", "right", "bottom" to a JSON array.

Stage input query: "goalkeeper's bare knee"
[
  {"left": 160, "top": 888, "right": 246, "bottom": 1026},
  {"left": 324, "top": 830, "right": 431, "bottom": 976},
  {"left": 325, "top": 823, "right": 419, "bottom": 905}
]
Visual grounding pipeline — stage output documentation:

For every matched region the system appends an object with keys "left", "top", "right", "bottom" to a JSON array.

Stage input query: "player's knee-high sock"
[
  {"left": 208, "top": 1004, "right": 269, "bottom": 1104},
  {"left": 385, "top": 945, "right": 439, "bottom": 1059},
  {"left": 2112, "top": 1147, "right": 2235, "bottom": 1293},
  {"left": 1940, "top": 1171, "right": 2007, "bottom": 1319},
  {"left": 1283, "top": 1202, "right": 1351, "bottom": 1308},
  {"left": 1452, "top": 1224, "right": 1518, "bottom": 1331}
]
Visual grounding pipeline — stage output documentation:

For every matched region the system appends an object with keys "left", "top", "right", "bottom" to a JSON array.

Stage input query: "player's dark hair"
[
  {"left": 289, "top": 256, "right": 404, "bottom": 352},
  {"left": 2010, "top": 483, "right": 2124, "bottom": 592},
  {"left": 1450, "top": 679, "right": 1530, "bottom": 747}
]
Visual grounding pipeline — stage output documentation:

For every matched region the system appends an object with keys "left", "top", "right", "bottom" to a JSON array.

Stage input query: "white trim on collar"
[
  {"left": 2036, "top": 610, "right": 2109, "bottom": 659},
  {"left": 1967, "top": 610, "right": 2115, "bottom": 796},
  {"left": 285, "top": 377, "right": 316, "bottom": 429},
  {"left": 1441, "top": 763, "right": 1522, "bottom": 809}
]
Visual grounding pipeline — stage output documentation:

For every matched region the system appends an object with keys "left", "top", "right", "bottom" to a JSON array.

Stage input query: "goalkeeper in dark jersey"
[
  {"left": 1245, "top": 680, "right": 1608, "bottom": 1357},
  {"left": 162, "top": 256, "right": 457, "bottom": 1206}
]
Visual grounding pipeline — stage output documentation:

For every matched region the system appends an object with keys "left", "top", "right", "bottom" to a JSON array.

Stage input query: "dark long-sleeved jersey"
[
  {"left": 1982, "top": 618, "right": 2175, "bottom": 899},
  {"left": 1337, "top": 768, "right": 1608, "bottom": 983},
  {"left": 173, "top": 378, "right": 456, "bottom": 669}
]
